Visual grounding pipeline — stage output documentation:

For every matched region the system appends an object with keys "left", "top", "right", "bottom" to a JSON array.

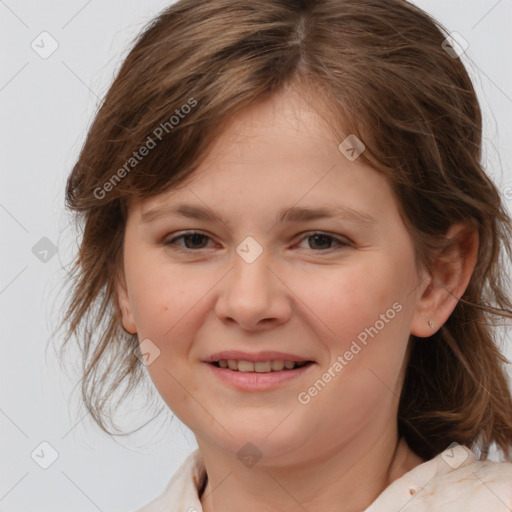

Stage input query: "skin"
[{"left": 117, "top": 84, "right": 478, "bottom": 512}]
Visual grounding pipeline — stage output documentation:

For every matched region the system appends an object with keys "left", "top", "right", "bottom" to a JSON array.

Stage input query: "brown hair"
[{"left": 59, "top": 0, "right": 512, "bottom": 461}]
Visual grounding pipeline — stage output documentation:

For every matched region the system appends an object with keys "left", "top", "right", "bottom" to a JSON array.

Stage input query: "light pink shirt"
[{"left": 133, "top": 443, "right": 512, "bottom": 511}]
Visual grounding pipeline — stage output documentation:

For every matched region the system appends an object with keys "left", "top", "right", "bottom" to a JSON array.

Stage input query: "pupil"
[
  {"left": 310, "top": 235, "right": 330, "bottom": 250},
  {"left": 186, "top": 234, "right": 206, "bottom": 248}
]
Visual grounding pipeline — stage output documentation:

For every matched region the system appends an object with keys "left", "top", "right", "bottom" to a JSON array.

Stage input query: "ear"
[
  {"left": 115, "top": 270, "right": 137, "bottom": 335},
  {"left": 410, "top": 221, "right": 479, "bottom": 337}
]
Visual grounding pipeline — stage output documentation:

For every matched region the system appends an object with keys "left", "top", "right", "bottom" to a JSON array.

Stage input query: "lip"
[
  {"left": 204, "top": 350, "right": 314, "bottom": 363},
  {"left": 204, "top": 360, "right": 316, "bottom": 391}
]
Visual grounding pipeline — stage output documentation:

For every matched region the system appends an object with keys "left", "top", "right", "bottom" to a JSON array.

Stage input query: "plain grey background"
[{"left": 1, "top": 1, "right": 511, "bottom": 510}]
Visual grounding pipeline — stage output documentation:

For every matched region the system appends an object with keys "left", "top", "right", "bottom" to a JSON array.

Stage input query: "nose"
[{"left": 214, "top": 248, "right": 292, "bottom": 331}]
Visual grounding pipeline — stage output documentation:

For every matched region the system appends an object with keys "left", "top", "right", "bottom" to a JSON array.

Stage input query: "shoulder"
[
  {"left": 409, "top": 457, "right": 512, "bottom": 511},
  {"left": 131, "top": 449, "right": 205, "bottom": 512}
]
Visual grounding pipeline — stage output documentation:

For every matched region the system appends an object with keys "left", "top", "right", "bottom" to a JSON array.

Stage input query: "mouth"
[
  {"left": 208, "top": 359, "right": 315, "bottom": 372},
  {"left": 205, "top": 357, "right": 316, "bottom": 391}
]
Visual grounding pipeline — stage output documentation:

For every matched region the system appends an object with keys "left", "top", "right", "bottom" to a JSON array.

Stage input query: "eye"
[
  {"left": 164, "top": 231, "right": 351, "bottom": 252},
  {"left": 295, "top": 232, "right": 351, "bottom": 251},
  {"left": 164, "top": 231, "right": 214, "bottom": 250}
]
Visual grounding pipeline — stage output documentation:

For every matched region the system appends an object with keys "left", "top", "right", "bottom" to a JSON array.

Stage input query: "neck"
[{"left": 198, "top": 432, "right": 424, "bottom": 512}]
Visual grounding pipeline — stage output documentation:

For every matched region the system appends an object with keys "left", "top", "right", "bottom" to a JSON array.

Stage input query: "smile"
[
  {"left": 205, "top": 360, "right": 316, "bottom": 391},
  {"left": 210, "top": 359, "right": 312, "bottom": 372}
]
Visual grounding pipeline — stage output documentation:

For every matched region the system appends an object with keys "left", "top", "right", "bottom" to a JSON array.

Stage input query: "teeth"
[
  {"left": 215, "top": 359, "right": 308, "bottom": 372},
  {"left": 255, "top": 361, "right": 272, "bottom": 373},
  {"left": 238, "top": 360, "right": 255, "bottom": 372},
  {"left": 271, "top": 360, "right": 284, "bottom": 371}
]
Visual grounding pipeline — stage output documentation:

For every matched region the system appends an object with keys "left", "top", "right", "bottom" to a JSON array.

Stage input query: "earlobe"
[
  {"left": 116, "top": 277, "right": 137, "bottom": 335},
  {"left": 410, "top": 222, "right": 479, "bottom": 338}
]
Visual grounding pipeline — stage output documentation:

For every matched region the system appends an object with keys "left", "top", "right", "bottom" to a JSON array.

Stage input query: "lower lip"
[{"left": 204, "top": 362, "right": 315, "bottom": 391}]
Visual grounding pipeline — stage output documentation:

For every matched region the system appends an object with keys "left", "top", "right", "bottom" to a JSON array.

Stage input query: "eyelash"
[{"left": 163, "top": 231, "right": 352, "bottom": 253}]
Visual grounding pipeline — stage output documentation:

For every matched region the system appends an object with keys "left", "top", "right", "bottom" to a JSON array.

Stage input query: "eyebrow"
[{"left": 141, "top": 203, "right": 377, "bottom": 227}]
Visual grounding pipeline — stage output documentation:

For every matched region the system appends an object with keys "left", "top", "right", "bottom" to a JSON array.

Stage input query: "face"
[{"left": 117, "top": 85, "right": 431, "bottom": 464}]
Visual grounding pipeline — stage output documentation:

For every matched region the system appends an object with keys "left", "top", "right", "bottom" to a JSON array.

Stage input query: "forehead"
[
  {"left": 206, "top": 85, "right": 342, "bottom": 158},
  {"left": 131, "top": 86, "right": 398, "bottom": 230}
]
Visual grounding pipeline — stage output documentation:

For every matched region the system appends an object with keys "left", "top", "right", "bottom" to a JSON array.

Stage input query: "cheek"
[
  {"left": 125, "top": 252, "right": 217, "bottom": 346},
  {"left": 291, "top": 256, "right": 412, "bottom": 351},
  {"left": 123, "top": 257, "right": 208, "bottom": 413},
  {"left": 129, "top": 279, "right": 193, "bottom": 339},
  {"left": 295, "top": 258, "right": 415, "bottom": 420}
]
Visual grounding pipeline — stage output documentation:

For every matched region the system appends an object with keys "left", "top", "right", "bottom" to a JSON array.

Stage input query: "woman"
[{"left": 60, "top": 1, "right": 512, "bottom": 510}]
